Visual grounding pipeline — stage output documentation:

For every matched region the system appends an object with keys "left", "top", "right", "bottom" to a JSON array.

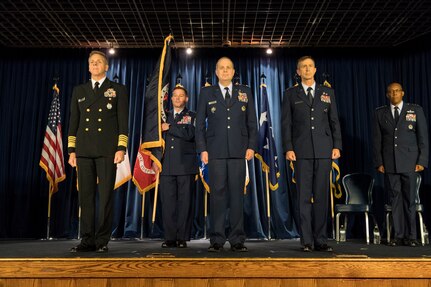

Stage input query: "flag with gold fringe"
[
  {"left": 39, "top": 83, "right": 66, "bottom": 194},
  {"left": 323, "top": 76, "right": 342, "bottom": 199},
  {"left": 132, "top": 35, "right": 172, "bottom": 193},
  {"left": 255, "top": 83, "right": 280, "bottom": 190}
]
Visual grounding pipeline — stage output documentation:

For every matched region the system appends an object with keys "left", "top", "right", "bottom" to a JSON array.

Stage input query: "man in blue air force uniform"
[
  {"left": 196, "top": 57, "right": 257, "bottom": 252},
  {"left": 282, "top": 56, "right": 342, "bottom": 252},
  {"left": 373, "top": 82, "right": 429, "bottom": 247},
  {"left": 158, "top": 86, "right": 197, "bottom": 249},
  {"left": 68, "top": 51, "right": 129, "bottom": 253}
]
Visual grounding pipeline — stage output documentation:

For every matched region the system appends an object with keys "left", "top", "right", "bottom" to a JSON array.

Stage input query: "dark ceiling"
[{"left": 1, "top": 0, "right": 430, "bottom": 49}]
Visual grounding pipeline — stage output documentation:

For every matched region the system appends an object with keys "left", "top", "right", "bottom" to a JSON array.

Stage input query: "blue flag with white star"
[{"left": 255, "top": 83, "right": 280, "bottom": 190}]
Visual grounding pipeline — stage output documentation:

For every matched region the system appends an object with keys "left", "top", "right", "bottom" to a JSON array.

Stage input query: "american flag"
[{"left": 39, "top": 84, "right": 66, "bottom": 194}]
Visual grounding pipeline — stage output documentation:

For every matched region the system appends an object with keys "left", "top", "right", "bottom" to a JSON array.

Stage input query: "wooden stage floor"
[{"left": 1, "top": 239, "right": 431, "bottom": 287}]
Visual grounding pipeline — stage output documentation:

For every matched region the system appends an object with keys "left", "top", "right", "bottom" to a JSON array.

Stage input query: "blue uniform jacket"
[
  {"left": 196, "top": 84, "right": 258, "bottom": 159},
  {"left": 282, "top": 84, "right": 342, "bottom": 159},
  {"left": 373, "top": 103, "right": 429, "bottom": 173}
]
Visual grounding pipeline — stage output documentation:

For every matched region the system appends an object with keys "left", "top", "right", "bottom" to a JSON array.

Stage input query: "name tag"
[
  {"left": 208, "top": 101, "right": 217, "bottom": 105},
  {"left": 78, "top": 97, "right": 86, "bottom": 102}
]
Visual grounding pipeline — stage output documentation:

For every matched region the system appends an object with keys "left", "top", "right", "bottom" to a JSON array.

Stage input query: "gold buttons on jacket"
[
  {"left": 85, "top": 128, "right": 89, "bottom": 131},
  {"left": 99, "top": 108, "right": 102, "bottom": 112},
  {"left": 86, "top": 108, "right": 90, "bottom": 112},
  {"left": 98, "top": 128, "right": 102, "bottom": 132},
  {"left": 86, "top": 118, "right": 89, "bottom": 122},
  {"left": 98, "top": 118, "right": 102, "bottom": 122}
]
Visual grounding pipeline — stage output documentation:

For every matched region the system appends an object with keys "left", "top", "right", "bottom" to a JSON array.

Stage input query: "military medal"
[
  {"left": 211, "top": 106, "right": 216, "bottom": 113},
  {"left": 241, "top": 106, "right": 246, "bottom": 111},
  {"left": 320, "top": 93, "right": 331, "bottom": 103},
  {"left": 408, "top": 124, "right": 413, "bottom": 130},
  {"left": 406, "top": 113, "right": 416, "bottom": 122},
  {"left": 238, "top": 91, "right": 248, "bottom": 102},
  {"left": 107, "top": 103, "right": 112, "bottom": 109}
]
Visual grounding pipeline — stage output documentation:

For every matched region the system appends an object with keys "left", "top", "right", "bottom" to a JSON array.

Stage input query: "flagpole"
[
  {"left": 204, "top": 190, "right": 208, "bottom": 239},
  {"left": 77, "top": 206, "right": 81, "bottom": 240},
  {"left": 140, "top": 191, "right": 146, "bottom": 240},
  {"left": 151, "top": 172, "right": 160, "bottom": 234},
  {"left": 265, "top": 170, "right": 271, "bottom": 240},
  {"left": 46, "top": 185, "right": 52, "bottom": 240},
  {"left": 330, "top": 170, "right": 335, "bottom": 239}
]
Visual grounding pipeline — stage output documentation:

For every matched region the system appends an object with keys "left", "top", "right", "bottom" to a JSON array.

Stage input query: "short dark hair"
[
  {"left": 297, "top": 56, "right": 315, "bottom": 68},
  {"left": 89, "top": 51, "right": 108, "bottom": 65},
  {"left": 172, "top": 86, "right": 188, "bottom": 96}
]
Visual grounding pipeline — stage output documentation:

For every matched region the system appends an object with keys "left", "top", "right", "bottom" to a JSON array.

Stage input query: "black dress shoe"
[
  {"left": 177, "top": 241, "right": 187, "bottom": 248},
  {"left": 408, "top": 240, "right": 419, "bottom": 247},
  {"left": 70, "top": 244, "right": 96, "bottom": 253},
  {"left": 230, "top": 243, "right": 248, "bottom": 252},
  {"left": 161, "top": 241, "right": 177, "bottom": 248},
  {"left": 96, "top": 245, "right": 109, "bottom": 253},
  {"left": 314, "top": 244, "right": 333, "bottom": 252},
  {"left": 208, "top": 243, "right": 223, "bottom": 252},
  {"left": 388, "top": 238, "right": 403, "bottom": 246},
  {"left": 302, "top": 244, "right": 313, "bottom": 252}
]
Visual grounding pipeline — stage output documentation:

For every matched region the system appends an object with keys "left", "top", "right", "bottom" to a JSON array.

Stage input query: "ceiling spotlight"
[
  {"left": 266, "top": 42, "right": 273, "bottom": 55},
  {"left": 186, "top": 47, "right": 193, "bottom": 55},
  {"left": 109, "top": 47, "right": 116, "bottom": 55}
]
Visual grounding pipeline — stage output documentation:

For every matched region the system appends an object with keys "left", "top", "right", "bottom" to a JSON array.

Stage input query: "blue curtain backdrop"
[{"left": 0, "top": 44, "right": 430, "bottom": 239}]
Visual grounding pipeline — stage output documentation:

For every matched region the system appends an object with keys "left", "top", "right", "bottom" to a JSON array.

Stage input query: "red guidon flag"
[{"left": 132, "top": 35, "right": 172, "bottom": 193}]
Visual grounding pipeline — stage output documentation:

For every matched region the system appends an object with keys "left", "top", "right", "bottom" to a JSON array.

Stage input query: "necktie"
[
  {"left": 394, "top": 106, "right": 400, "bottom": 123},
  {"left": 307, "top": 87, "right": 313, "bottom": 104},
  {"left": 94, "top": 81, "right": 100, "bottom": 94},
  {"left": 225, "top": 87, "right": 231, "bottom": 105}
]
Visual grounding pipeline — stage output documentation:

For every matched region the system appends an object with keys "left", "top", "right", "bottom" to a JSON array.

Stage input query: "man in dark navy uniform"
[
  {"left": 196, "top": 57, "right": 257, "bottom": 252},
  {"left": 68, "top": 51, "right": 129, "bottom": 253},
  {"left": 157, "top": 86, "right": 197, "bottom": 249},
  {"left": 282, "top": 56, "right": 342, "bottom": 252},
  {"left": 373, "top": 82, "right": 429, "bottom": 247}
]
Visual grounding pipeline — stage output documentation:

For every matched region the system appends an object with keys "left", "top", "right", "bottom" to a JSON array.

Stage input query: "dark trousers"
[
  {"left": 208, "top": 158, "right": 246, "bottom": 246},
  {"left": 77, "top": 156, "right": 116, "bottom": 248},
  {"left": 160, "top": 174, "right": 195, "bottom": 241},
  {"left": 294, "top": 159, "right": 331, "bottom": 246},
  {"left": 385, "top": 172, "right": 417, "bottom": 240}
]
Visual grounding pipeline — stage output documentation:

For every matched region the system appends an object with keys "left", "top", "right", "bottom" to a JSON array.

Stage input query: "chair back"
[
  {"left": 342, "top": 173, "right": 374, "bottom": 206},
  {"left": 415, "top": 173, "right": 422, "bottom": 204}
]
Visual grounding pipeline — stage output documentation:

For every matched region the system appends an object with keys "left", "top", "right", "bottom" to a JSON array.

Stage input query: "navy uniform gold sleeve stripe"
[
  {"left": 118, "top": 134, "right": 128, "bottom": 148},
  {"left": 68, "top": 136, "right": 77, "bottom": 153}
]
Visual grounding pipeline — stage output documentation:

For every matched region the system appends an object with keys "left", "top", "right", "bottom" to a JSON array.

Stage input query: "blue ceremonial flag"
[
  {"left": 198, "top": 155, "right": 210, "bottom": 193},
  {"left": 255, "top": 83, "right": 280, "bottom": 190},
  {"left": 331, "top": 159, "right": 342, "bottom": 199}
]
